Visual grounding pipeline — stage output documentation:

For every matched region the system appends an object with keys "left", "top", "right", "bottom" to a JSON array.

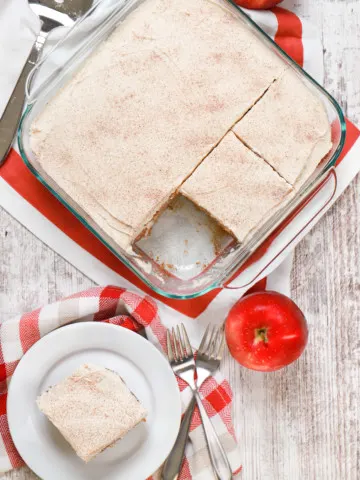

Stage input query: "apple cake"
[
  {"left": 181, "top": 131, "right": 293, "bottom": 241},
  {"left": 232, "top": 69, "right": 332, "bottom": 188},
  {"left": 37, "top": 364, "right": 147, "bottom": 462},
  {"left": 30, "top": 0, "right": 332, "bottom": 251}
]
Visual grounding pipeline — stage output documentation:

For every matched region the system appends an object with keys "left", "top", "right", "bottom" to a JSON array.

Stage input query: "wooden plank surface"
[{"left": 0, "top": 0, "right": 359, "bottom": 478}]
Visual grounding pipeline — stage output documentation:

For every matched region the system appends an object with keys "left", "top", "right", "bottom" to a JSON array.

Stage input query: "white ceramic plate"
[{"left": 8, "top": 322, "right": 181, "bottom": 480}]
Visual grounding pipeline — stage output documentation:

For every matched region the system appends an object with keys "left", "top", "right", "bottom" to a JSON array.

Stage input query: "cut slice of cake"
[
  {"left": 232, "top": 69, "right": 332, "bottom": 187},
  {"left": 180, "top": 132, "right": 293, "bottom": 242},
  {"left": 37, "top": 364, "right": 147, "bottom": 462}
]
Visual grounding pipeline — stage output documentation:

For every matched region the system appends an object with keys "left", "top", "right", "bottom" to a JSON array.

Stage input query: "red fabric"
[
  {"left": 336, "top": 119, "right": 360, "bottom": 165},
  {"left": 0, "top": 395, "right": 7, "bottom": 417},
  {"left": 205, "top": 383, "right": 232, "bottom": 413},
  {"left": 19, "top": 310, "right": 41, "bottom": 354},
  {"left": 0, "top": 416, "right": 23, "bottom": 469},
  {"left": 179, "top": 458, "right": 192, "bottom": 480},
  {"left": 272, "top": 6, "right": 304, "bottom": 66},
  {"left": 0, "top": 364, "right": 6, "bottom": 384}
]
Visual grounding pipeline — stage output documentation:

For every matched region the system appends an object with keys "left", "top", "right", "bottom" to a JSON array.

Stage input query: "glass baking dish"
[{"left": 18, "top": 0, "right": 346, "bottom": 299}]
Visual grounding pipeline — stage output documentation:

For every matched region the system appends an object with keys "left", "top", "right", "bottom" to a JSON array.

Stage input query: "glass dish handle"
[
  {"left": 25, "top": 0, "right": 120, "bottom": 103},
  {"left": 224, "top": 168, "right": 337, "bottom": 291},
  {"left": 25, "top": 16, "right": 83, "bottom": 101}
]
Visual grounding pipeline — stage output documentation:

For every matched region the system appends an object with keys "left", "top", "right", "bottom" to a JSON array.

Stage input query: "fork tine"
[
  {"left": 172, "top": 327, "right": 180, "bottom": 361},
  {"left": 216, "top": 327, "right": 225, "bottom": 359},
  {"left": 210, "top": 327, "right": 222, "bottom": 358},
  {"left": 181, "top": 323, "right": 193, "bottom": 356},
  {"left": 176, "top": 325, "right": 184, "bottom": 360},
  {"left": 167, "top": 330, "right": 174, "bottom": 362},
  {"left": 207, "top": 326, "right": 217, "bottom": 357},
  {"left": 198, "top": 325, "right": 211, "bottom": 354}
]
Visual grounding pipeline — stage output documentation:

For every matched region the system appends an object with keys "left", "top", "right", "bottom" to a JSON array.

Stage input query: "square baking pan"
[{"left": 18, "top": 0, "right": 346, "bottom": 299}]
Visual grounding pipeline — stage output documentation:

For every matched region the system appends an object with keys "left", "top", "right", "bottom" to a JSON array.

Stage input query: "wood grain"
[{"left": 1, "top": 0, "right": 359, "bottom": 479}]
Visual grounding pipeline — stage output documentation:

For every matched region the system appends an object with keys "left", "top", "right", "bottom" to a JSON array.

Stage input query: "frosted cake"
[
  {"left": 30, "top": 0, "right": 332, "bottom": 250},
  {"left": 37, "top": 364, "right": 147, "bottom": 462}
]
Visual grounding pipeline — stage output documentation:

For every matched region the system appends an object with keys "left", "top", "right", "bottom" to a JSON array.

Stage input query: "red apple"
[
  {"left": 234, "top": 0, "right": 283, "bottom": 10},
  {"left": 225, "top": 291, "right": 308, "bottom": 371}
]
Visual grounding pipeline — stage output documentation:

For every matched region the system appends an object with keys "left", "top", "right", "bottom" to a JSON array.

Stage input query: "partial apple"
[
  {"left": 233, "top": 0, "right": 283, "bottom": 9},
  {"left": 225, "top": 291, "right": 308, "bottom": 372}
]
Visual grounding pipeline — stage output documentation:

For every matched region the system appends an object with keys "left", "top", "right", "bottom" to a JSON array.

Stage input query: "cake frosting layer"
[
  {"left": 232, "top": 69, "right": 332, "bottom": 187},
  {"left": 30, "top": 0, "right": 287, "bottom": 250},
  {"left": 37, "top": 364, "right": 147, "bottom": 462},
  {"left": 181, "top": 132, "right": 293, "bottom": 242}
]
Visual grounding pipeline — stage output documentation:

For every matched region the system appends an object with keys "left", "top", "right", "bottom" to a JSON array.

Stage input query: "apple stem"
[{"left": 254, "top": 327, "right": 268, "bottom": 344}]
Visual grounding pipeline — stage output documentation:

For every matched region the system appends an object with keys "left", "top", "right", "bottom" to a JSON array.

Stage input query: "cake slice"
[
  {"left": 37, "top": 364, "right": 147, "bottom": 462},
  {"left": 232, "top": 69, "right": 332, "bottom": 187},
  {"left": 180, "top": 132, "right": 293, "bottom": 242}
]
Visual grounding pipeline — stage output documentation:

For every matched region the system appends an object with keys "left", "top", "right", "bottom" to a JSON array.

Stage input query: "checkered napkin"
[{"left": 0, "top": 286, "right": 242, "bottom": 478}]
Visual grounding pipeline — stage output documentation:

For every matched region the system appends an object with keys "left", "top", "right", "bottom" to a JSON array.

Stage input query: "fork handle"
[
  {"left": 0, "top": 31, "right": 47, "bottom": 166},
  {"left": 194, "top": 390, "right": 233, "bottom": 480},
  {"left": 161, "top": 395, "right": 196, "bottom": 480}
]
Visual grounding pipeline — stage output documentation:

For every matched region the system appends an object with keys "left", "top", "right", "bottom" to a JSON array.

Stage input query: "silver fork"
[
  {"left": 0, "top": 0, "right": 94, "bottom": 165},
  {"left": 163, "top": 324, "right": 232, "bottom": 480}
]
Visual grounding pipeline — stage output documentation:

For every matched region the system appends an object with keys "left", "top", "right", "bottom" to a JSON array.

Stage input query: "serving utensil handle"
[
  {"left": 194, "top": 389, "right": 233, "bottom": 480},
  {"left": 0, "top": 32, "right": 47, "bottom": 166},
  {"left": 161, "top": 395, "right": 196, "bottom": 480}
]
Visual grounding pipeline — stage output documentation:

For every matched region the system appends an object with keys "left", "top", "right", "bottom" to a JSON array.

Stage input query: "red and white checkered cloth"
[{"left": 0, "top": 286, "right": 242, "bottom": 478}]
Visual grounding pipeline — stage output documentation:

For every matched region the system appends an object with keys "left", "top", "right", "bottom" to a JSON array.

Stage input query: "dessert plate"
[{"left": 7, "top": 322, "right": 181, "bottom": 480}]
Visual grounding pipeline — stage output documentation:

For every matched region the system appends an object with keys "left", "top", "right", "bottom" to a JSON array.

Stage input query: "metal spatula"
[{"left": 0, "top": 0, "right": 94, "bottom": 166}]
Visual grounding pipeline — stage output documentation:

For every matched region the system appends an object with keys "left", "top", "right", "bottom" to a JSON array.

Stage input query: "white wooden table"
[{"left": 1, "top": 0, "right": 359, "bottom": 479}]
